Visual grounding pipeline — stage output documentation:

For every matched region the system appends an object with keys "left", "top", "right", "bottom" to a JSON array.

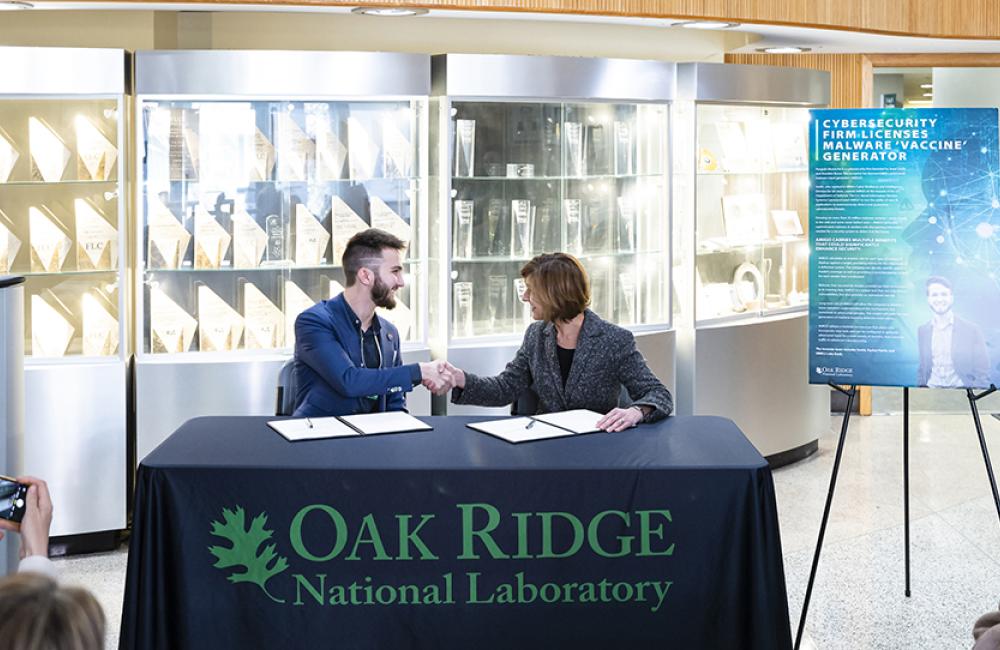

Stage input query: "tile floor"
[{"left": 54, "top": 412, "right": 1000, "bottom": 649}]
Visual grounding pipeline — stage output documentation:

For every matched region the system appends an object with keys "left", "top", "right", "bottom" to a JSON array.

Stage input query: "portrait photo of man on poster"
[{"left": 917, "top": 275, "right": 990, "bottom": 388}]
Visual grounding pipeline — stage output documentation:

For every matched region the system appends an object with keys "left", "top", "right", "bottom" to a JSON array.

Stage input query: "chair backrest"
[{"left": 275, "top": 357, "right": 298, "bottom": 416}]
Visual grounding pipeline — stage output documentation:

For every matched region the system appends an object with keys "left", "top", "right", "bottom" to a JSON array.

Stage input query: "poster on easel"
[{"left": 808, "top": 107, "right": 1000, "bottom": 388}]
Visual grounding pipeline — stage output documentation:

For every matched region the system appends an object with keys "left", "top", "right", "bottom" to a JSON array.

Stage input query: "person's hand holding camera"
[{"left": 0, "top": 476, "right": 53, "bottom": 559}]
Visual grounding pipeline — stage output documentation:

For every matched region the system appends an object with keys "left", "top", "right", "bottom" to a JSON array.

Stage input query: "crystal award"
[
  {"left": 376, "top": 297, "right": 414, "bottom": 341},
  {"left": 294, "top": 203, "right": 330, "bottom": 267},
  {"left": 197, "top": 284, "right": 244, "bottom": 352},
  {"left": 513, "top": 278, "right": 532, "bottom": 332},
  {"left": 510, "top": 200, "right": 533, "bottom": 259},
  {"left": 328, "top": 279, "right": 345, "bottom": 298},
  {"left": 453, "top": 200, "right": 474, "bottom": 259},
  {"left": 275, "top": 112, "right": 314, "bottom": 182},
  {"left": 382, "top": 119, "right": 411, "bottom": 178},
  {"left": 370, "top": 197, "right": 411, "bottom": 246},
  {"left": 330, "top": 196, "right": 368, "bottom": 265},
  {"left": 616, "top": 196, "right": 636, "bottom": 253},
  {"left": 147, "top": 197, "right": 191, "bottom": 269},
  {"left": 0, "top": 127, "right": 19, "bottom": 183},
  {"left": 29, "top": 117, "right": 70, "bottom": 182},
  {"left": 264, "top": 214, "right": 287, "bottom": 266},
  {"left": 563, "top": 199, "right": 583, "bottom": 256},
  {"left": 305, "top": 103, "right": 346, "bottom": 181},
  {"left": 150, "top": 286, "right": 197, "bottom": 354},
  {"left": 283, "top": 280, "right": 316, "bottom": 348},
  {"left": 194, "top": 206, "right": 232, "bottom": 270},
  {"left": 74, "top": 115, "right": 118, "bottom": 181},
  {"left": 613, "top": 120, "right": 634, "bottom": 176},
  {"left": 618, "top": 271, "right": 637, "bottom": 325},
  {"left": 250, "top": 127, "right": 277, "bottom": 182},
  {"left": 488, "top": 275, "right": 508, "bottom": 332},
  {"left": 197, "top": 104, "right": 254, "bottom": 188},
  {"left": 347, "top": 117, "right": 377, "bottom": 180},
  {"left": 232, "top": 211, "right": 267, "bottom": 268},
  {"left": 31, "top": 292, "right": 75, "bottom": 357},
  {"left": 453, "top": 281, "right": 474, "bottom": 338},
  {"left": 0, "top": 209, "right": 22, "bottom": 273},
  {"left": 82, "top": 291, "right": 119, "bottom": 357},
  {"left": 169, "top": 109, "right": 199, "bottom": 181},
  {"left": 243, "top": 282, "right": 284, "bottom": 350},
  {"left": 29, "top": 206, "right": 71, "bottom": 273},
  {"left": 75, "top": 199, "right": 117, "bottom": 271},
  {"left": 486, "top": 199, "right": 508, "bottom": 256},
  {"left": 454, "top": 119, "right": 475, "bottom": 177},
  {"left": 564, "top": 122, "right": 583, "bottom": 177}
]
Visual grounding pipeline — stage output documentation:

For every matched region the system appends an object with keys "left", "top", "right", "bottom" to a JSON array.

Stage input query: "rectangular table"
[{"left": 120, "top": 415, "right": 791, "bottom": 649}]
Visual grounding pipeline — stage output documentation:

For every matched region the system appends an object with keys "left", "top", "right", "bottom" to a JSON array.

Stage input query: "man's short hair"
[
  {"left": 342, "top": 228, "right": 406, "bottom": 287},
  {"left": 520, "top": 253, "right": 591, "bottom": 322},
  {"left": 926, "top": 276, "right": 953, "bottom": 293}
]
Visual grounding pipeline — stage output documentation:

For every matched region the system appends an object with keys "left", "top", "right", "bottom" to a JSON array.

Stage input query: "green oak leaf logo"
[{"left": 208, "top": 506, "right": 289, "bottom": 603}]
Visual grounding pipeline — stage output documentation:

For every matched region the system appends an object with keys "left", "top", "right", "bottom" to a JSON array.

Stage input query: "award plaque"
[
  {"left": 243, "top": 282, "right": 284, "bottom": 350},
  {"left": 294, "top": 203, "right": 330, "bottom": 267},
  {"left": 488, "top": 275, "right": 508, "bottom": 332},
  {"left": 376, "top": 297, "right": 413, "bottom": 340},
  {"left": 513, "top": 278, "right": 532, "bottom": 332},
  {"left": 772, "top": 122, "right": 807, "bottom": 170},
  {"left": 31, "top": 292, "right": 75, "bottom": 357},
  {"left": 198, "top": 104, "right": 254, "bottom": 187},
  {"left": 264, "top": 214, "right": 287, "bottom": 266},
  {"left": 330, "top": 196, "right": 368, "bottom": 264},
  {"left": 564, "top": 122, "right": 583, "bottom": 177},
  {"left": 328, "top": 279, "right": 345, "bottom": 298},
  {"left": 613, "top": 121, "right": 634, "bottom": 176},
  {"left": 29, "top": 206, "right": 72, "bottom": 273},
  {"left": 453, "top": 200, "right": 474, "bottom": 259},
  {"left": 148, "top": 198, "right": 191, "bottom": 269},
  {"left": 453, "top": 281, "right": 474, "bottom": 338},
  {"left": 721, "top": 193, "right": 767, "bottom": 243},
  {"left": 715, "top": 122, "right": 749, "bottom": 172},
  {"left": 0, "top": 210, "right": 22, "bottom": 273},
  {"left": 283, "top": 280, "right": 315, "bottom": 348},
  {"left": 194, "top": 207, "right": 232, "bottom": 269},
  {"left": 0, "top": 127, "right": 19, "bottom": 183},
  {"left": 744, "top": 120, "right": 776, "bottom": 172},
  {"left": 618, "top": 272, "right": 637, "bottom": 325},
  {"left": 197, "top": 284, "right": 244, "bottom": 352},
  {"left": 150, "top": 286, "right": 197, "bottom": 353},
  {"left": 563, "top": 199, "right": 583, "bottom": 256},
  {"left": 347, "top": 117, "right": 377, "bottom": 180},
  {"left": 250, "top": 127, "right": 277, "bottom": 182},
  {"left": 74, "top": 116, "right": 118, "bottom": 181},
  {"left": 305, "top": 103, "right": 346, "bottom": 181},
  {"left": 75, "top": 199, "right": 118, "bottom": 271},
  {"left": 585, "top": 123, "right": 608, "bottom": 176},
  {"left": 169, "top": 109, "right": 200, "bottom": 180},
  {"left": 382, "top": 119, "right": 411, "bottom": 178},
  {"left": 232, "top": 211, "right": 267, "bottom": 268},
  {"left": 82, "top": 291, "right": 119, "bottom": 357},
  {"left": 616, "top": 196, "right": 636, "bottom": 253},
  {"left": 486, "top": 199, "right": 508, "bottom": 256},
  {"left": 510, "top": 200, "right": 533, "bottom": 259},
  {"left": 275, "top": 112, "right": 313, "bottom": 182},
  {"left": 453, "top": 119, "right": 475, "bottom": 177},
  {"left": 771, "top": 209, "right": 804, "bottom": 237},
  {"left": 29, "top": 117, "right": 70, "bottom": 183},
  {"left": 370, "top": 197, "right": 412, "bottom": 246}
]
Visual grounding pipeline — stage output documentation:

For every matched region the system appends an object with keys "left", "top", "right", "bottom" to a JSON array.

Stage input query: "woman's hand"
[{"left": 597, "top": 406, "right": 644, "bottom": 432}]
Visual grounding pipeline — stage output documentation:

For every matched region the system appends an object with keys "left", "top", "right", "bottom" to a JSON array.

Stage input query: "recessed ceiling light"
[
  {"left": 756, "top": 46, "right": 812, "bottom": 54},
  {"left": 671, "top": 20, "right": 741, "bottom": 30},
  {"left": 0, "top": 1, "right": 33, "bottom": 9},
  {"left": 351, "top": 7, "right": 428, "bottom": 16}
]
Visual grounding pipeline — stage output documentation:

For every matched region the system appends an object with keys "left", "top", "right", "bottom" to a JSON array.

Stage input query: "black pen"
[
  {"left": 525, "top": 419, "right": 536, "bottom": 430},
  {"left": 306, "top": 418, "right": 313, "bottom": 429}
]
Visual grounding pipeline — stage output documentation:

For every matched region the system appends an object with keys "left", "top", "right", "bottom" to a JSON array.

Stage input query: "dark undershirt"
[{"left": 556, "top": 345, "right": 575, "bottom": 386}]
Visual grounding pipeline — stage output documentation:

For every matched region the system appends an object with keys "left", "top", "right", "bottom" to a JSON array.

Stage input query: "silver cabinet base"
[
  {"left": 24, "top": 361, "right": 126, "bottom": 536},
  {"left": 692, "top": 314, "right": 827, "bottom": 458},
  {"left": 136, "top": 348, "right": 433, "bottom": 462}
]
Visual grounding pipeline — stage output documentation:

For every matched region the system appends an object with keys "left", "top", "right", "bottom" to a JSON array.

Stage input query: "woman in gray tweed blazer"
[{"left": 446, "top": 253, "right": 673, "bottom": 432}]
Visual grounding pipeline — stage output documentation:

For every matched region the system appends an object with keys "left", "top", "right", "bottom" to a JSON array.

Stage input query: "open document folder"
[
  {"left": 467, "top": 409, "right": 604, "bottom": 444},
  {"left": 268, "top": 411, "right": 431, "bottom": 441}
]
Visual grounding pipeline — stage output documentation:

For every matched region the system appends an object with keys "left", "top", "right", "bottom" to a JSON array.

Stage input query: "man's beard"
[{"left": 371, "top": 276, "right": 397, "bottom": 309}]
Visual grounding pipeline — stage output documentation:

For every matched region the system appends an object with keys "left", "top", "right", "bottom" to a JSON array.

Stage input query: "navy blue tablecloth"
[{"left": 120, "top": 415, "right": 791, "bottom": 649}]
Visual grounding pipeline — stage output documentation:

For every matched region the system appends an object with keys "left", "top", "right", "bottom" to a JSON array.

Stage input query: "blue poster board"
[{"left": 809, "top": 108, "right": 1000, "bottom": 388}]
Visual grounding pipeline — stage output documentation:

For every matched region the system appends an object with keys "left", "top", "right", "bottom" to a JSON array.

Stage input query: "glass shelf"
[
  {"left": 0, "top": 179, "right": 119, "bottom": 187},
  {"left": 696, "top": 168, "right": 807, "bottom": 176}
]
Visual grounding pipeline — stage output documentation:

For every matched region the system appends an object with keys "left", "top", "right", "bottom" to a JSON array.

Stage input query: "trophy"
[
  {"left": 585, "top": 123, "right": 608, "bottom": 176},
  {"left": 510, "top": 199, "right": 533, "bottom": 259},
  {"left": 29, "top": 117, "right": 70, "bottom": 182},
  {"left": 453, "top": 281, "right": 474, "bottom": 338},
  {"left": 0, "top": 127, "right": 18, "bottom": 183},
  {"left": 453, "top": 200, "right": 474, "bottom": 259},
  {"left": 382, "top": 119, "right": 411, "bottom": 178},
  {"left": 232, "top": 211, "right": 267, "bottom": 268},
  {"left": 370, "top": 197, "right": 412, "bottom": 246},
  {"left": 243, "top": 282, "right": 284, "bottom": 350},
  {"left": 197, "top": 284, "right": 244, "bottom": 352},
  {"left": 330, "top": 196, "right": 368, "bottom": 265},
  {"left": 29, "top": 206, "right": 71, "bottom": 273},
  {"left": 0, "top": 209, "right": 22, "bottom": 273},
  {"left": 82, "top": 290, "right": 119, "bottom": 357},
  {"left": 486, "top": 199, "right": 508, "bottom": 256},
  {"left": 31, "top": 292, "right": 75, "bottom": 357},
  {"left": 616, "top": 196, "right": 636, "bottom": 253},
  {"left": 283, "top": 280, "right": 315, "bottom": 348},
  {"left": 347, "top": 116, "right": 377, "bottom": 180},
  {"left": 75, "top": 115, "right": 118, "bottom": 181},
  {"left": 169, "top": 109, "right": 200, "bottom": 181},
  {"left": 275, "top": 112, "right": 314, "bottom": 182},
  {"left": 305, "top": 103, "right": 346, "bottom": 181},
  {"left": 564, "top": 122, "right": 583, "bottom": 177},
  {"left": 613, "top": 120, "right": 634, "bottom": 176},
  {"left": 513, "top": 278, "right": 532, "bottom": 332},
  {"left": 294, "top": 203, "right": 330, "bottom": 267},
  {"left": 194, "top": 206, "right": 232, "bottom": 270},
  {"left": 453, "top": 119, "right": 475, "bottom": 177},
  {"left": 563, "top": 199, "right": 583, "bottom": 256},
  {"left": 618, "top": 272, "right": 637, "bottom": 325},
  {"left": 150, "top": 286, "right": 197, "bottom": 354},
  {"left": 263, "top": 214, "right": 287, "bottom": 266},
  {"left": 250, "top": 127, "right": 277, "bottom": 182},
  {"left": 197, "top": 104, "right": 254, "bottom": 188},
  {"left": 488, "top": 275, "right": 508, "bottom": 332},
  {"left": 147, "top": 198, "right": 191, "bottom": 269},
  {"left": 75, "top": 199, "right": 118, "bottom": 271}
]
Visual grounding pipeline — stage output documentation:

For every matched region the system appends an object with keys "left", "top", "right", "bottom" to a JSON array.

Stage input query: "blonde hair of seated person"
[{"left": 0, "top": 573, "right": 104, "bottom": 650}]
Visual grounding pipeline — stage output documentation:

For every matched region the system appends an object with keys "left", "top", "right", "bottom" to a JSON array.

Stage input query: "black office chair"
[{"left": 275, "top": 357, "right": 298, "bottom": 416}]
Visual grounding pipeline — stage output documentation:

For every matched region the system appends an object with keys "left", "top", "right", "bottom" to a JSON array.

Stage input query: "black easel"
[
  {"left": 903, "top": 387, "right": 911, "bottom": 598},
  {"left": 968, "top": 385, "right": 1000, "bottom": 525}
]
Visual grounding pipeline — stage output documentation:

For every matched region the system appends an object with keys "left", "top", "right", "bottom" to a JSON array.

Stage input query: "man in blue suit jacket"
[
  {"left": 917, "top": 276, "right": 991, "bottom": 388},
  {"left": 292, "top": 229, "right": 447, "bottom": 417}
]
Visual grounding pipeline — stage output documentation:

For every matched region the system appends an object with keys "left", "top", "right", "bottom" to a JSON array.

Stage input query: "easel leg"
[
  {"left": 794, "top": 384, "right": 857, "bottom": 650},
  {"left": 903, "top": 387, "right": 911, "bottom": 597},
  {"left": 968, "top": 385, "right": 1000, "bottom": 527}
]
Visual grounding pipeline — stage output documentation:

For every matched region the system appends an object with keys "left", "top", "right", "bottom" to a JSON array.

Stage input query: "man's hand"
[
  {"left": 441, "top": 362, "right": 466, "bottom": 390},
  {"left": 419, "top": 361, "right": 451, "bottom": 396},
  {"left": 596, "top": 406, "right": 644, "bottom": 432}
]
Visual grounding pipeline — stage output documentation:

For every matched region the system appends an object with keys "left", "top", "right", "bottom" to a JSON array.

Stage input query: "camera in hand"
[{"left": 0, "top": 475, "right": 28, "bottom": 523}]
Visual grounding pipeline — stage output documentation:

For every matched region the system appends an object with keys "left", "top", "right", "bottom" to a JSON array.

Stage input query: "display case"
[
  {"left": 0, "top": 47, "right": 128, "bottom": 537},
  {"left": 134, "top": 51, "right": 432, "bottom": 459},
  {"left": 431, "top": 55, "right": 676, "bottom": 414},
  {"left": 673, "top": 63, "right": 829, "bottom": 462}
]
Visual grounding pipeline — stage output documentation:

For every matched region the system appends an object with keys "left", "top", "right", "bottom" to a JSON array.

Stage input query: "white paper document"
[
  {"left": 268, "top": 417, "right": 360, "bottom": 441},
  {"left": 530, "top": 409, "right": 604, "bottom": 434},
  {"left": 467, "top": 417, "right": 576, "bottom": 444},
  {"left": 340, "top": 411, "right": 432, "bottom": 436}
]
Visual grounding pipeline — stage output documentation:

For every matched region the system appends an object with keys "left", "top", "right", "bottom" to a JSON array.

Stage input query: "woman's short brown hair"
[
  {"left": 520, "top": 253, "right": 591, "bottom": 322},
  {"left": 0, "top": 573, "right": 105, "bottom": 650}
]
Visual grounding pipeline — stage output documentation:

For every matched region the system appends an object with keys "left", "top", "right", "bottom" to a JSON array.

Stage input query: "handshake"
[{"left": 418, "top": 361, "right": 465, "bottom": 396}]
